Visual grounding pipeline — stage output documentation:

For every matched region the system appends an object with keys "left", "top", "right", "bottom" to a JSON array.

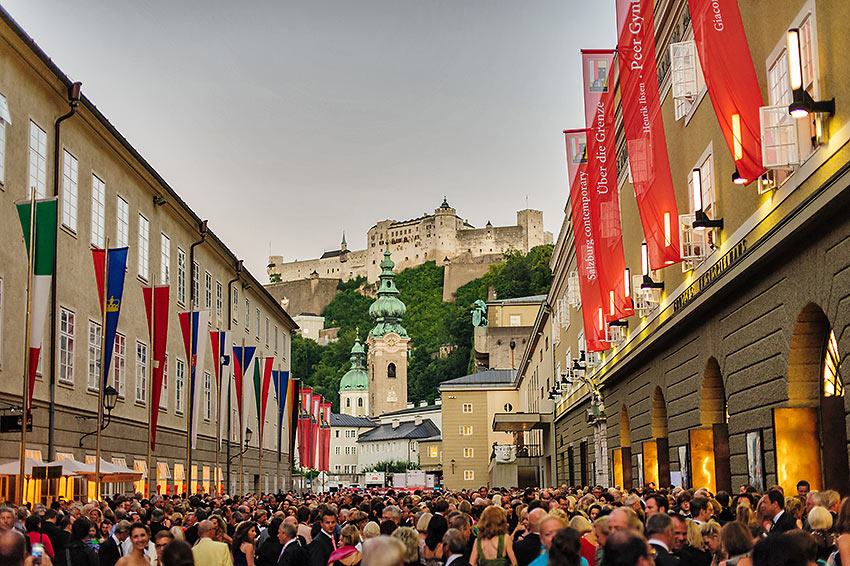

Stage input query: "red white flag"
[
  {"left": 688, "top": 0, "right": 765, "bottom": 184},
  {"left": 616, "top": 0, "right": 682, "bottom": 269},
  {"left": 565, "top": 129, "right": 610, "bottom": 352},
  {"left": 581, "top": 50, "right": 634, "bottom": 321},
  {"left": 143, "top": 286, "right": 169, "bottom": 450}
]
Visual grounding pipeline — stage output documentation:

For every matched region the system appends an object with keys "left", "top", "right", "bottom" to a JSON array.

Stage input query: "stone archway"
[
  {"left": 613, "top": 405, "right": 633, "bottom": 489},
  {"left": 644, "top": 387, "right": 671, "bottom": 488},
  {"left": 689, "top": 358, "right": 731, "bottom": 493}
]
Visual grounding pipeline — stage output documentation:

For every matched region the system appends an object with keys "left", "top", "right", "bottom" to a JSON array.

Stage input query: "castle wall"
[{"left": 265, "top": 278, "right": 340, "bottom": 318}]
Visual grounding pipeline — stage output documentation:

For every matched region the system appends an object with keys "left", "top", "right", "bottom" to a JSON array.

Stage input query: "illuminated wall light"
[
  {"left": 624, "top": 268, "right": 631, "bottom": 298},
  {"left": 692, "top": 168, "right": 703, "bottom": 212},
  {"left": 641, "top": 242, "right": 649, "bottom": 276},
  {"left": 597, "top": 307, "right": 604, "bottom": 332},
  {"left": 786, "top": 29, "right": 835, "bottom": 119},
  {"left": 732, "top": 114, "right": 743, "bottom": 161},
  {"left": 609, "top": 290, "right": 615, "bottom": 317},
  {"left": 664, "top": 212, "right": 672, "bottom": 247},
  {"left": 787, "top": 29, "right": 803, "bottom": 91}
]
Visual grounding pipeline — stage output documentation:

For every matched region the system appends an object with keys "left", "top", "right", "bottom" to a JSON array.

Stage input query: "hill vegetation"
[{"left": 291, "top": 245, "right": 554, "bottom": 411}]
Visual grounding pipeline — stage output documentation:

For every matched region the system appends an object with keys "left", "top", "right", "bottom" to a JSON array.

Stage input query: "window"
[
  {"left": 61, "top": 151, "right": 78, "bottom": 231},
  {"left": 669, "top": 40, "right": 706, "bottom": 121},
  {"left": 345, "top": 447, "right": 350, "bottom": 455},
  {"left": 824, "top": 330, "right": 843, "bottom": 397},
  {"left": 346, "top": 398, "right": 351, "bottom": 408},
  {"left": 204, "top": 272, "right": 212, "bottom": 310},
  {"left": 216, "top": 281, "right": 223, "bottom": 320},
  {"left": 233, "top": 288, "right": 239, "bottom": 321},
  {"left": 255, "top": 308, "right": 260, "bottom": 337},
  {"left": 462, "top": 403, "right": 473, "bottom": 413},
  {"left": 113, "top": 333, "right": 126, "bottom": 397},
  {"left": 160, "top": 355, "right": 169, "bottom": 410},
  {"left": 203, "top": 372, "right": 212, "bottom": 421},
  {"left": 87, "top": 321, "right": 102, "bottom": 390},
  {"left": 192, "top": 262, "right": 199, "bottom": 306},
  {"left": 681, "top": 147, "right": 716, "bottom": 265},
  {"left": 274, "top": 325, "right": 279, "bottom": 352},
  {"left": 245, "top": 299, "right": 250, "bottom": 331},
  {"left": 335, "top": 447, "right": 340, "bottom": 455},
  {"left": 28, "top": 121, "right": 48, "bottom": 198},
  {"left": 136, "top": 341, "right": 148, "bottom": 403},
  {"left": 112, "top": 196, "right": 129, "bottom": 249},
  {"left": 138, "top": 214, "right": 149, "bottom": 280},
  {"left": 0, "top": 95, "right": 7, "bottom": 185},
  {"left": 357, "top": 398, "right": 364, "bottom": 407},
  {"left": 160, "top": 234, "right": 170, "bottom": 285},
  {"left": 58, "top": 308, "right": 75, "bottom": 384},
  {"left": 352, "top": 446, "right": 356, "bottom": 455},
  {"left": 463, "top": 470, "right": 474, "bottom": 481},
  {"left": 176, "top": 359, "right": 185, "bottom": 414},
  {"left": 387, "top": 363, "right": 396, "bottom": 379},
  {"left": 510, "top": 315, "right": 521, "bottom": 327},
  {"left": 464, "top": 447, "right": 474, "bottom": 458},
  {"left": 429, "top": 446, "right": 438, "bottom": 458},
  {"left": 176, "top": 248, "right": 186, "bottom": 305},
  {"left": 90, "top": 175, "right": 106, "bottom": 248},
  {"left": 460, "top": 425, "right": 473, "bottom": 436},
  {"left": 265, "top": 317, "right": 270, "bottom": 347}
]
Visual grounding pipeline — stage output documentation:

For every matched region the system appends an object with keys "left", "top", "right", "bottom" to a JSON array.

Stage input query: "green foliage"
[
  {"left": 290, "top": 247, "right": 554, "bottom": 409},
  {"left": 269, "top": 273, "right": 282, "bottom": 283},
  {"left": 362, "top": 460, "right": 420, "bottom": 473}
]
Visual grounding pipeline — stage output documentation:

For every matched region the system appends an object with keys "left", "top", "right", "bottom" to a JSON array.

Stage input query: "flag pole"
[
  {"left": 146, "top": 285, "right": 155, "bottom": 499},
  {"left": 258, "top": 358, "right": 263, "bottom": 496},
  {"left": 214, "top": 328, "right": 221, "bottom": 496},
  {"left": 187, "top": 301, "right": 194, "bottom": 496},
  {"left": 239, "top": 337, "right": 245, "bottom": 496},
  {"left": 18, "top": 188, "right": 37, "bottom": 505},
  {"left": 276, "top": 361, "right": 281, "bottom": 494},
  {"left": 95, "top": 237, "right": 110, "bottom": 502}
]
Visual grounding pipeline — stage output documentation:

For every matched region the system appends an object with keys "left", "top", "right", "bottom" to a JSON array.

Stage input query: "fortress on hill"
[{"left": 267, "top": 199, "right": 553, "bottom": 288}]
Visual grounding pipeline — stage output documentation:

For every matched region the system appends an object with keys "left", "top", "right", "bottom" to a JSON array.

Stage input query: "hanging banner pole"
[
  {"left": 94, "top": 239, "right": 110, "bottom": 502},
  {"left": 18, "top": 188, "right": 36, "bottom": 505}
]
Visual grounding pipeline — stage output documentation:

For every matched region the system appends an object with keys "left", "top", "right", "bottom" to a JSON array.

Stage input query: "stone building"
[
  {"left": 340, "top": 338, "right": 369, "bottom": 417},
  {"left": 503, "top": 0, "right": 850, "bottom": 495},
  {"left": 268, "top": 200, "right": 553, "bottom": 284},
  {"left": 328, "top": 413, "right": 374, "bottom": 484},
  {"left": 0, "top": 6, "right": 297, "bottom": 501}
]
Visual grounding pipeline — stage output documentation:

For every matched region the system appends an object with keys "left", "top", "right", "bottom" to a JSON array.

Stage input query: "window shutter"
[{"left": 760, "top": 105, "right": 800, "bottom": 169}]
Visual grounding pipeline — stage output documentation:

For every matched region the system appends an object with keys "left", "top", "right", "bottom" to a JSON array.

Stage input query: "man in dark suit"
[
  {"left": 443, "top": 529, "right": 472, "bottom": 566},
  {"left": 98, "top": 520, "right": 131, "bottom": 566},
  {"left": 278, "top": 522, "right": 308, "bottom": 566},
  {"left": 760, "top": 489, "right": 797, "bottom": 533},
  {"left": 308, "top": 509, "right": 337, "bottom": 566},
  {"left": 184, "top": 509, "right": 207, "bottom": 546},
  {"left": 646, "top": 513, "right": 681, "bottom": 566},
  {"left": 514, "top": 508, "right": 546, "bottom": 566}
]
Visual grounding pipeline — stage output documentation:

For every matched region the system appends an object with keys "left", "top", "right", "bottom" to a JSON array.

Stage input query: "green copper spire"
[
  {"left": 340, "top": 336, "right": 368, "bottom": 391},
  {"left": 368, "top": 249, "right": 408, "bottom": 338}
]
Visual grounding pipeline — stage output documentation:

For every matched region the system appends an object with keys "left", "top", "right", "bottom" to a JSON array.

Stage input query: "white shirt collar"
[
  {"left": 648, "top": 538, "right": 669, "bottom": 552},
  {"left": 446, "top": 554, "right": 462, "bottom": 566},
  {"left": 773, "top": 510, "right": 784, "bottom": 524}
]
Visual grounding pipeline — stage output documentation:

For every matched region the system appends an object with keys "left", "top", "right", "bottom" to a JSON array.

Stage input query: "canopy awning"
[
  {"left": 74, "top": 459, "right": 142, "bottom": 483},
  {"left": 492, "top": 412, "right": 552, "bottom": 432}
]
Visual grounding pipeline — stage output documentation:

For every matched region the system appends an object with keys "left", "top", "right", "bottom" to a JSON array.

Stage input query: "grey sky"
[{"left": 4, "top": 0, "right": 616, "bottom": 279}]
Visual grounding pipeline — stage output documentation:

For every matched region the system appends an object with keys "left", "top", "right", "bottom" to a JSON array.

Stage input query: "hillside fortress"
[{"left": 268, "top": 199, "right": 553, "bottom": 284}]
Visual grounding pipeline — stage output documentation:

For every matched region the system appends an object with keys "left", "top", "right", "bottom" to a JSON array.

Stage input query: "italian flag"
[{"left": 16, "top": 197, "right": 58, "bottom": 413}]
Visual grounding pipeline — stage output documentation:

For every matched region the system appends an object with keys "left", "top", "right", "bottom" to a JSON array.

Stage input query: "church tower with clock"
[{"left": 366, "top": 249, "right": 409, "bottom": 417}]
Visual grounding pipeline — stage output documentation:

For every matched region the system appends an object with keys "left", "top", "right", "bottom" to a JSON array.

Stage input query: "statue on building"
[{"left": 471, "top": 299, "right": 489, "bottom": 327}]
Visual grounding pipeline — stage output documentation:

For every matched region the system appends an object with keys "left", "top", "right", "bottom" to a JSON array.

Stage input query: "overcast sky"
[{"left": 4, "top": 1, "right": 616, "bottom": 279}]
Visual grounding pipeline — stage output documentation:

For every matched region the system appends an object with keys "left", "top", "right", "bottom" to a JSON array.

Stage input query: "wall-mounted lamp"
[
  {"left": 153, "top": 196, "right": 167, "bottom": 206},
  {"left": 609, "top": 319, "right": 628, "bottom": 328},
  {"left": 640, "top": 242, "right": 664, "bottom": 290},
  {"left": 624, "top": 269, "right": 631, "bottom": 300},
  {"left": 732, "top": 168, "right": 747, "bottom": 185},
  {"left": 691, "top": 168, "right": 724, "bottom": 230},
  {"left": 787, "top": 29, "right": 834, "bottom": 118}
]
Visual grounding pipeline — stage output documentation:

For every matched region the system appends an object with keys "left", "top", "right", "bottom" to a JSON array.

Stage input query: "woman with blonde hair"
[
  {"left": 685, "top": 519, "right": 712, "bottom": 566},
  {"left": 329, "top": 524, "right": 362, "bottom": 566},
  {"left": 362, "top": 521, "right": 380, "bottom": 540},
  {"left": 169, "top": 513, "right": 185, "bottom": 541},
  {"left": 569, "top": 516, "right": 596, "bottom": 566},
  {"left": 470, "top": 506, "right": 518, "bottom": 566},
  {"left": 699, "top": 520, "right": 721, "bottom": 561},
  {"left": 392, "top": 526, "right": 421, "bottom": 566}
]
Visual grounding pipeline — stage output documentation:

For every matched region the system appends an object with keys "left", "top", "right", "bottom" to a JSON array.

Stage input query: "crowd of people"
[{"left": 0, "top": 479, "right": 848, "bottom": 566}]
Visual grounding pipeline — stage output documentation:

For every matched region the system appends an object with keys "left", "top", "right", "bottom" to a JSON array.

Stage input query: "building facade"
[
  {"left": 328, "top": 413, "right": 374, "bottom": 484},
  {"left": 0, "top": 7, "right": 297, "bottom": 501},
  {"left": 537, "top": 0, "right": 850, "bottom": 495},
  {"left": 268, "top": 200, "right": 553, "bottom": 284},
  {"left": 356, "top": 418, "right": 440, "bottom": 472}
]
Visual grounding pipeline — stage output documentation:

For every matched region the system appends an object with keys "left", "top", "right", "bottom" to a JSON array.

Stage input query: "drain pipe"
[
  {"left": 186, "top": 220, "right": 208, "bottom": 492},
  {"left": 225, "top": 260, "right": 243, "bottom": 492},
  {"left": 47, "top": 81, "right": 82, "bottom": 461}
]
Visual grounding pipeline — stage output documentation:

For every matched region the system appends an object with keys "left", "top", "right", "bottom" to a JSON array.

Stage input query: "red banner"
[
  {"left": 616, "top": 0, "right": 682, "bottom": 269},
  {"left": 319, "top": 402, "right": 331, "bottom": 471},
  {"left": 299, "top": 387, "right": 312, "bottom": 468},
  {"left": 689, "top": 0, "right": 765, "bottom": 184},
  {"left": 581, "top": 50, "right": 633, "bottom": 321},
  {"left": 258, "top": 357, "right": 273, "bottom": 445},
  {"left": 310, "top": 396, "right": 321, "bottom": 469},
  {"left": 565, "top": 129, "right": 610, "bottom": 352},
  {"left": 143, "top": 286, "right": 169, "bottom": 450}
]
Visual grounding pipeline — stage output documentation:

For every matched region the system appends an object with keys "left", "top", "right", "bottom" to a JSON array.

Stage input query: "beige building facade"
[
  {"left": 0, "top": 9, "right": 297, "bottom": 500},
  {"left": 268, "top": 202, "right": 553, "bottom": 284}
]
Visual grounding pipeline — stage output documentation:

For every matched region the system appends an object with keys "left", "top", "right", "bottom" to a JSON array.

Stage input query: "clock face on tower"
[{"left": 387, "top": 337, "right": 397, "bottom": 346}]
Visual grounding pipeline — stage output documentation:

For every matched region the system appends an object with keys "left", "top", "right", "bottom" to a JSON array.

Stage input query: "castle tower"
[
  {"left": 366, "top": 249, "right": 409, "bottom": 417},
  {"left": 339, "top": 336, "right": 369, "bottom": 417}
]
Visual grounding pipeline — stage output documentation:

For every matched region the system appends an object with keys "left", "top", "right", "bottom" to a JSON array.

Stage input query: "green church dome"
[
  {"left": 340, "top": 337, "right": 368, "bottom": 391},
  {"left": 368, "top": 250, "right": 408, "bottom": 338}
]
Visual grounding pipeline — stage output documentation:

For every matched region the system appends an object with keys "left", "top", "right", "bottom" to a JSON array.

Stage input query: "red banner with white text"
[
  {"left": 581, "top": 50, "right": 633, "bottom": 321},
  {"left": 565, "top": 129, "right": 610, "bottom": 352},
  {"left": 688, "top": 0, "right": 765, "bottom": 184},
  {"left": 616, "top": 0, "right": 682, "bottom": 269}
]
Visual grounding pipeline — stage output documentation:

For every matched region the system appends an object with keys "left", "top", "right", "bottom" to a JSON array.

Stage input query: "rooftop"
[
  {"left": 487, "top": 295, "right": 547, "bottom": 305},
  {"left": 379, "top": 403, "right": 442, "bottom": 418},
  {"left": 357, "top": 419, "right": 440, "bottom": 442},
  {"left": 330, "top": 413, "right": 375, "bottom": 428},
  {"left": 439, "top": 368, "right": 517, "bottom": 389}
]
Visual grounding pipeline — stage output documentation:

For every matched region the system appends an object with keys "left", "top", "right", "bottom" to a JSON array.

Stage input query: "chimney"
[
  {"left": 392, "top": 419, "right": 400, "bottom": 429},
  {"left": 407, "top": 402, "right": 414, "bottom": 409},
  {"left": 415, "top": 415, "right": 423, "bottom": 426},
  {"left": 419, "top": 400, "right": 428, "bottom": 407},
  {"left": 435, "top": 398, "right": 442, "bottom": 406}
]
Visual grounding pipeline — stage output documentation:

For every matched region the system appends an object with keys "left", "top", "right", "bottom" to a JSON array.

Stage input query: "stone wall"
[{"left": 265, "top": 278, "right": 341, "bottom": 318}]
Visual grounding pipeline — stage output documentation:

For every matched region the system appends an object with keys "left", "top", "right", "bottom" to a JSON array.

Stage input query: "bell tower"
[{"left": 366, "top": 249, "right": 409, "bottom": 417}]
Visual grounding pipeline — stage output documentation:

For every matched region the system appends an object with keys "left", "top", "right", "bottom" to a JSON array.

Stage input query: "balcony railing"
[{"left": 490, "top": 444, "right": 543, "bottom": 462}]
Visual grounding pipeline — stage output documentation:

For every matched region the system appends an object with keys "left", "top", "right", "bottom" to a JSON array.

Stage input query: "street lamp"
[
  {"left": 228, "top": 427, "right": 253, "bottom": 464},
  {"left": 450, "top": 459, "right": 456, "bottom": 474},
  {"left": 78, "top": 386, "right": 119, "bottom": 447}
]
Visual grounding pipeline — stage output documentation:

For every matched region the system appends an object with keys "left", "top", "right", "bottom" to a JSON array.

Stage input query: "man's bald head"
[
  {"left": 527, "top": 508, "right": 547, "bottom": 533},
  {"left": 197, "top": 520, "right": 215, "bottom": 538},
  {"left": 0, "top": 530, "right": 26, "bottom": 566}
]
